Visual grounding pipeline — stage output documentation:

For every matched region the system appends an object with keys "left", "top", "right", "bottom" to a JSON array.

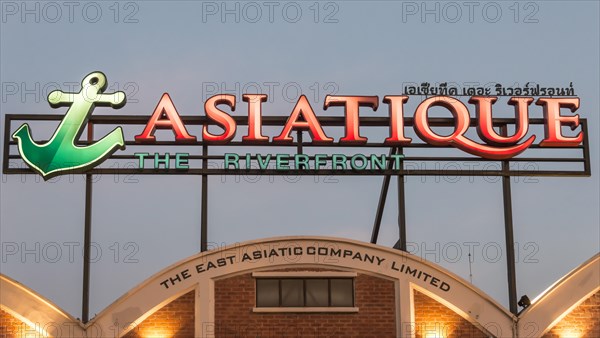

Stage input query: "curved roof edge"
[
  {"left": 93, "top": 236, "right": 512, "bottom": 320},
  {"left": 2, "top": 237, "right": 598, "bottom": 338},
  {"left": 517, "top": 253, "right": 600, "bottom": 337},
  {"left": 0, "top": 274, "right": 85, "bottom": 337}
]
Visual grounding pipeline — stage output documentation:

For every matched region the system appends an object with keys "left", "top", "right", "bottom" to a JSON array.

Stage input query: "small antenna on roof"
[{"left": 468, "top": 252, "right": 473, "bottom": 284}]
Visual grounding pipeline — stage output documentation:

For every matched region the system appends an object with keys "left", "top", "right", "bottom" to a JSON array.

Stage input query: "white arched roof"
[{"left": 2, "top": 237, "right": 598, "bottom": 337}]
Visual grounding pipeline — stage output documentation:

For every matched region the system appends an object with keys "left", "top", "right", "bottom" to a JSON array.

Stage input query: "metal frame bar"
[
  {"left": 82, "top": 122, "right": 94, "bottom": 323},
  {"left": 201, "top": 145, "right": 208, "bottom": 252},
  {"left": 0, "top": 113, "right": 578, "bottom": 126},
  {"left": 501, "top": 125, "right": 518, "bottom": 315},
  {"left": 3, "top": 114, "right": 590, "bottom": 177},
  {"left": 82, "top": 174, "right": 92, "bottom": 323},
  {"left": 370, "top": 147, "right": 397, "bottom": 244},
  {"left": 5, "top": 168, "right": 587, "bottom": 177},
  {"left": 2, "top": 116, "right": 10, "bottom": 174},
  {"left": 397, "top": 146, "right": 407, "bottom": 252}
]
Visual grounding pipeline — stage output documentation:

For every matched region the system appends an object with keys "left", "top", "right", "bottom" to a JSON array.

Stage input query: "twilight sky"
[{"left": 1, "top": 1, "right": 599, "bottom": 318}]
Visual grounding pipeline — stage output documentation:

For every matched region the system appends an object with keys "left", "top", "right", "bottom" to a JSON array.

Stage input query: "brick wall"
[
  {"left": 3, "top": 280, "right": 596, "bottom": 338},
  {"left": 413, "top": 290, "right": 487, "bottom": 338},
  {"left": 214, "top": 270, "right": 397, "bottom": 338},
  {"left": 0, "top": 309, "right": 28, "bottom": 338},
  {"left": 124, "top": 290, "right": 195, "bottom": 338},
  {"left": 542, "top": 291, "right": 600, "bottom": 338}
]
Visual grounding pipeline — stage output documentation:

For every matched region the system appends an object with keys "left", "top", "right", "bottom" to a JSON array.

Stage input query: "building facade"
[{"left": 1, "top": 237, "right": 599, "bottom": 337}]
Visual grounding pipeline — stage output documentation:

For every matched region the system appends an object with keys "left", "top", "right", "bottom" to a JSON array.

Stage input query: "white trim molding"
[
  {"left": 517, "top": 253, "right": 600, "bottom": 337},
  {"left": 252, "top": 271, "right": 358, "bottom": 278},
  {"left": 253, "top": 307, "right": 359, "bottom": 313}
]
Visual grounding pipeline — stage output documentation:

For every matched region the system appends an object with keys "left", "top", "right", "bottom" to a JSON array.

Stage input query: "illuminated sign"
[
  {"left": 12, "top": 72, "right": 126, "bottom": 178},
  {"left": 3, "top": 71, "right": 590, "bottom": 179}
]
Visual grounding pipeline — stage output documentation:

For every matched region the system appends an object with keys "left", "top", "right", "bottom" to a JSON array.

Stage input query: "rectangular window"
[
  {"left": 281, "top": 279, "right": 303, "bottom": 306},
  {"left": 256, "top": 279, "right": 279, "bottom": 307},
  {"left": 255, "top": 277, "right": 354, "bottom": 308},
  {"left": 330, "top": 278, "right": 354, "bottom": 307},
  {"left": 305, "top": 279, "right": 328, "bottom": 307}
]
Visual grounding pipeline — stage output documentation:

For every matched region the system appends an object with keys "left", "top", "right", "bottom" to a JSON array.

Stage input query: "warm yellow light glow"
[
  {"left": 1, "top": 308, "right": 50, "bottom": 337},
  {"left": 428, "top": 330, "right": 447, "bottom": 338},
  {"left": 140, "top": 327, "right": 175, "bottom": 338},
  {"left": 423, "top": 332, "right": 446, "bottom": 338},
  {"left": 559, "top": 329, "right": 582, "bottom": 338},
  {"left": 421, "top": 322, "right": 451, "bottom": 338}
]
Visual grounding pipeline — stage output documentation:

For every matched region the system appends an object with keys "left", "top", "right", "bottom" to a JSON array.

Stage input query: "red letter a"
[{"left": 135, "top": 93, "right": 197, "bottom": 143}]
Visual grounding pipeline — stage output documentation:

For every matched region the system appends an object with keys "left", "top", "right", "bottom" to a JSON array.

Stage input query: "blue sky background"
[{"left": 1, "top": 1, "right": 599, "bottom": 318}]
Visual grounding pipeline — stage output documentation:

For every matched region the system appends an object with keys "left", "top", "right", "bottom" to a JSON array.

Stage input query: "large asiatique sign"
[{"left": 3, "top": 71, "right": 590, "bottom": 179}]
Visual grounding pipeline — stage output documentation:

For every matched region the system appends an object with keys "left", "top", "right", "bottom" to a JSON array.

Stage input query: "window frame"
[{"left": 254, "top": 275, "right": 356, "bottom": 310}]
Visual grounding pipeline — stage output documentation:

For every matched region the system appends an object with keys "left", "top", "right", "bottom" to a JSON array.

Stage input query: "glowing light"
[
  {"left": 427, "top": 329, "right": 447, "bottom": 338},
  {"left": 140, "top": 327, "right": 175, "bottom": 338},
  {"left": 420, "top": 322, "right": 451, "bottom": 338},
  {"left": 559, "top": 329, "right": 582, "bottom": 338}
]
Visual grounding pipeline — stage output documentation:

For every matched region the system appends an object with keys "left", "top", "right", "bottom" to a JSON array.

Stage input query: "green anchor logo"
[{"left": 12, "top": 71, "right": 126, "bottom": 180}]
